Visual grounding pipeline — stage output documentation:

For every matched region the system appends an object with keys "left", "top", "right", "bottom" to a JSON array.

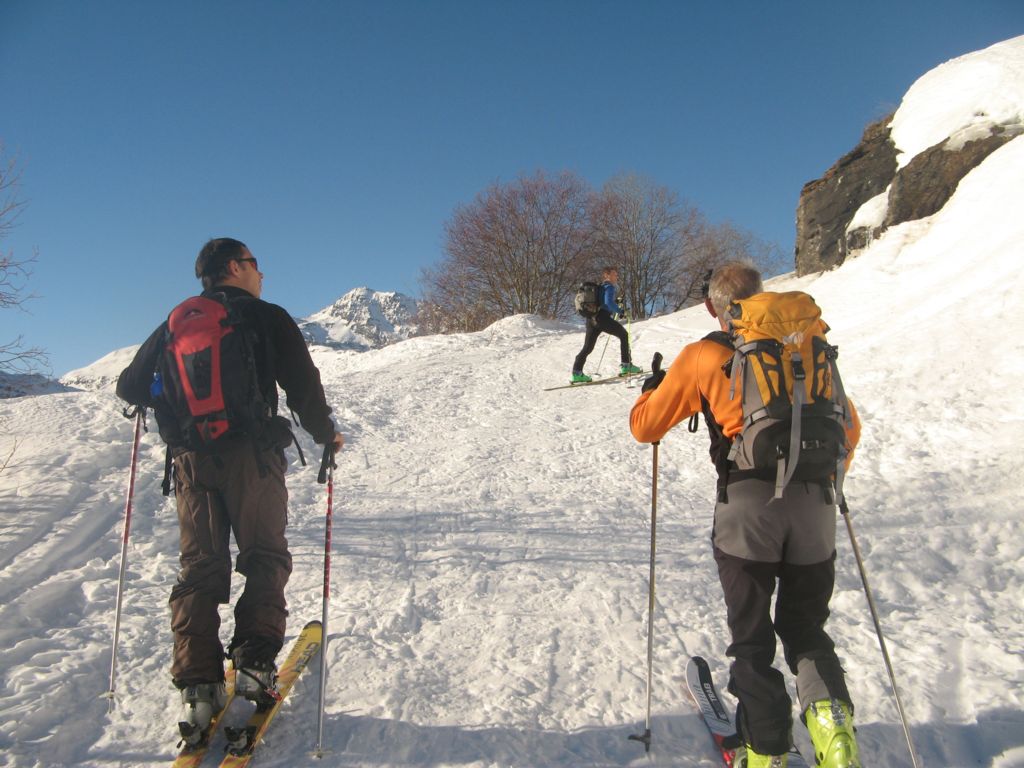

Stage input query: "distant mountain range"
[
  {"left": 6, "top": 287, "right": 422, "bottom": 396},
  {"left": 297, "top": 287, "right": 421, "bottom": 351}
]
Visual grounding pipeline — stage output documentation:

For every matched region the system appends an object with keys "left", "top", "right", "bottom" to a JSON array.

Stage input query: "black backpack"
[
  {"left": 152, "top": 292, "right": 272, "bottom": 453},
  {"left": 574, "top": 281, "right": 602, "bottom": 317}
]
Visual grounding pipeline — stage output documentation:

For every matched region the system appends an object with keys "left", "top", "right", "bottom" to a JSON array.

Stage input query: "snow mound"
[
  {"left": 891, "top": 34, "right": 1024, "bottom": 167},
  {"left": 481, "top": 313, "right": 576, "bottom": 340},
  {"left": 59, "top": 346, "right": 139, "bottom": 393}
]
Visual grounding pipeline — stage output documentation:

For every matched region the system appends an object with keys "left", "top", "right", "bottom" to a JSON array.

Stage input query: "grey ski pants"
[{"left": 712, "top": 478, "right": 852, "bottom": 755}]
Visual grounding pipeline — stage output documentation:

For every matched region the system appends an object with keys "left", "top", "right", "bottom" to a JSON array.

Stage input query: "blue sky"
[{"left": 2, "top": 1, "right": 1021, "bottom": 376}]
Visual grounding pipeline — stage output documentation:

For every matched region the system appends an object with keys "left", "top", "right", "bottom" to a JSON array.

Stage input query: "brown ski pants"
[{"left": 169, "top": 440, "right": 292, "bottom": 686}]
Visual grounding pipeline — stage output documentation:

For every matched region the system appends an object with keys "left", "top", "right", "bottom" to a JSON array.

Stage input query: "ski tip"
[{"left": 302, "top": 619, "right": 323, "bottom": 630}]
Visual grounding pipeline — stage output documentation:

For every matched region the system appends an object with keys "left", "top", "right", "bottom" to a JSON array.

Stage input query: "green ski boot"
[
  {"left": 619, "top": 363, "right": 642, "bottom": 375},
  {"left": 804, "top": 699, "right": 861, "bottom": 768},
  {"left": 732, "top": 744, "right": 787, "bottom": 768},
  {"left": 571, "top": 371, "right": 592, "bottom": 383}
]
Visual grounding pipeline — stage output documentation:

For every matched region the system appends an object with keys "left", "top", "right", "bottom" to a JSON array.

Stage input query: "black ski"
[{"left": 685, "top": 656, "right": 810, "bottom": 767}]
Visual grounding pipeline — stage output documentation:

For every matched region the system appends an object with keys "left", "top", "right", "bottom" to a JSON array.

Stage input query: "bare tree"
[
  {"left": 421, "top": 170, "right": 595, "bottom": 333},
  {"left": 672, "top": 220, "right": 786, "bottom": 311},
  {"left": 416, "top": 264, "right": 494, "bottom": 335},
  {"left": 589, "top": 173, "right": 706, "bottom": 319},
  {"left": 421, "top": 167, "right": 787, "bottom": 333},
  {"left": 1, "top": 144, "right": 46, "bottom": 375}
]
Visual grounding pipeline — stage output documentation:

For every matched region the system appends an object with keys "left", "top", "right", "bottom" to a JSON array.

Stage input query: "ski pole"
[
  {"left": 629, "top": 440, "right": 660, "bottom": 753},
  {"left": 313, "top": 442, "right": 337, "bottom": 758},
  {"left": 839, "top": 499, "right": 920, "bottom": 768},
  {"left": 625, "top": 307, "right": 633, "bottom": 362},
  {"left": 103, "top": 406, "right": 145, "bottom": 711},
  {"left": 595, "top": 334, "right": 611, "bottom": 376}
]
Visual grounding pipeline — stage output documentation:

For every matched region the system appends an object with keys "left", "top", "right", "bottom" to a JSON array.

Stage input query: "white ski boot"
[
  {"left": 177, "top": 681, "right": 227, "bottom": 747},
  {"left": 234, "top": 659, "right": 279, "bottom": 709}
]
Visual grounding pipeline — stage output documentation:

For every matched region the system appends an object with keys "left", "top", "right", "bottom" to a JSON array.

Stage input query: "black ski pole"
[
  {"left": 625, "top": 308, "right": 633, "bottom": 365},
  {"left": 839, "top": 499, "right": 920, "bottom": 768},
  {"left": 103, "top": 406, "right": 145, "bottom": 711},
  {"left": 312, "top": 442, "right": 337, "bottom": 758},
  {"left": 629, "top": 440, "right": 660, "bottom": 753}
]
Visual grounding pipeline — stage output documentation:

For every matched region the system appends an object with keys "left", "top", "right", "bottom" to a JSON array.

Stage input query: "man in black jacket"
[{"left": 117, "top": 238, "right": 342, "bottom": 742}]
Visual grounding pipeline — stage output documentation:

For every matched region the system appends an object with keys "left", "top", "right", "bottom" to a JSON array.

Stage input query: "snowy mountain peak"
[{"left": 298, "top": 287, "right": 420, "bottom": 351}]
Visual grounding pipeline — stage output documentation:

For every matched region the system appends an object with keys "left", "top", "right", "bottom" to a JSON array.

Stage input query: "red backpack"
[{"left": 153, "top": 293, "right": 271, "bottom": 452}]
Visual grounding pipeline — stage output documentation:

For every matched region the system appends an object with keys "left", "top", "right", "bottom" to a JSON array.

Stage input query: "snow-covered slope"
[{"left": 2, "top": 36, "right": 1024, "bottom": 768}]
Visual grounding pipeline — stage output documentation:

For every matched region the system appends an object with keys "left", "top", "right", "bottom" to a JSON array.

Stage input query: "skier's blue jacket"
[{"left": 600, "top": 282, "right": 619, "bottom": 315}]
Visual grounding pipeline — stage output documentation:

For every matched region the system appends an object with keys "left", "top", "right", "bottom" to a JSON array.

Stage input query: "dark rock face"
[
  {"left": 884, "top": 126, "right": 1021, "bottom": 227},
  {"left": 795, "top": 115, "right": 1022, "bottom": 276},
  {"left": 795, "top": 115, "right": 897, "bottom": 275}
]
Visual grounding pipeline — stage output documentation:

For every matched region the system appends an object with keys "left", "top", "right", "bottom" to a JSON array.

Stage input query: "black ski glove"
[{"left": 641, "top": 352, "right": 665, "bottom": 393}]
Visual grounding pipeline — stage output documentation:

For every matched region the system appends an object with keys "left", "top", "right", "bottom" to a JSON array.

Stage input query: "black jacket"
[{"left": 116, "top": 285, "right": 336, "bottom": 447}]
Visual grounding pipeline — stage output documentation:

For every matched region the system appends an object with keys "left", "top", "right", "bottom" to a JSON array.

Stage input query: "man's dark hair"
[{"left": 195, "top": 238, "right": 248, "bottom": 290}]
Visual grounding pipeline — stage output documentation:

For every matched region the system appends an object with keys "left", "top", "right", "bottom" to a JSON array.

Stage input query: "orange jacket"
[{"left": 630, "top": 335, "right": 861, "bottom": 467}]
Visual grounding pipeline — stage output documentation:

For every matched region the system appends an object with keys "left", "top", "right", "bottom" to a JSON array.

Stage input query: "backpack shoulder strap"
[
  {"left": 702, "top": 330, "right": 733, "bottom": 349},
  {"left": 693, "top": 332, "right": 737, "bottom": 502}
]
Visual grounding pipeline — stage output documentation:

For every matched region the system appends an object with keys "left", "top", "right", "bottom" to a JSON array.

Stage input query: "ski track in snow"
[{"left": 4, "top": 38, "right": 1024, "bottom": 768}]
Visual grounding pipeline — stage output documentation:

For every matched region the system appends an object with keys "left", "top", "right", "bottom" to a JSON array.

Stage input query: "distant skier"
[
  {"left": 629, "top": 261, "right": 863, "bottom": 768},
  {"left": 116, "top": 238, "right": 343, "bottom": 744},
  {"left": 571, "top": 266, "right": 641, "bottom": 383}
]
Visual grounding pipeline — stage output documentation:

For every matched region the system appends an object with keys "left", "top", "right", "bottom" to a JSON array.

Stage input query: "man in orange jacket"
[{"left": 629, "top": 262, "right": 862, "bottom": 768}]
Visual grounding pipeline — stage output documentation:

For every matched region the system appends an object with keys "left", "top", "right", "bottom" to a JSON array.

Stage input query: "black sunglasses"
[
  {"left": 235, "top": 256, "right": 259, "bottom": 270},
  {"left": 700, "top": 268, "right": 713, "bottom": 299}
]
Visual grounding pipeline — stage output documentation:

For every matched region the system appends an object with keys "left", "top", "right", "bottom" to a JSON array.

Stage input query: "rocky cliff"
[
  {"left": 795, "top": 36, "right": 1024, "bottom": 275},
  {"left": 795, "top": 115, "right": 897, "bottom": 273}
]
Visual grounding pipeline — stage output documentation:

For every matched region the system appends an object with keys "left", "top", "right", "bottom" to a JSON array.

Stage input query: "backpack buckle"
[{"left": 791, "top": 354, "right": 806, "bottom": 381}]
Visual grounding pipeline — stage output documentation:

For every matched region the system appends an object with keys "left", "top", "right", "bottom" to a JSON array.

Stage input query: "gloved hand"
[{"left": 641, "top": 352, "right": 665, "bottom": 393}]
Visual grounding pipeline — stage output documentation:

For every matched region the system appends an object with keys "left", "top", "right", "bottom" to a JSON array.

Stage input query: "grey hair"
[{"left": 708, "top": 261, "right": 763, "bottom": 319}]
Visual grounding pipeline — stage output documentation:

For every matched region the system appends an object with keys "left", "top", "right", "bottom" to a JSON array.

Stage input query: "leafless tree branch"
[
  {"left": 421, "top": 170, "right": 595, "bottom": 333},
  {"left": 0, "top": 142, "right": 47, "bottom": 375}
]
